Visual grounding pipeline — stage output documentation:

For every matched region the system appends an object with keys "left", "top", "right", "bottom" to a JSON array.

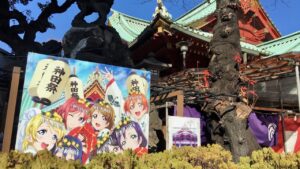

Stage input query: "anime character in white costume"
[
  {"left": 101, "top": 67, "right": 126, "bottom": 126},
  {"left": 102, "top": 68, "right": 149, "bottom": 139}
]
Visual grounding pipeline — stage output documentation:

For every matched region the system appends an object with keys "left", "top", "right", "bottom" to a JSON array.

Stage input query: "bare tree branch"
[{"left": 0, "top": 0, "right": 76, "bottom": 55}]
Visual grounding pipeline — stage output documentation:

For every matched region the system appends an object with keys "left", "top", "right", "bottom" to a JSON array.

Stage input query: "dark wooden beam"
[{"left": 2, "top": 67, "right": 21, "bottom": 152}]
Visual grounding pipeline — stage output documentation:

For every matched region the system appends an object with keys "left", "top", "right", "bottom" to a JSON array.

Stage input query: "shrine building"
[{"left": 107, "top": 0, "right": 300, "bottom": 112}]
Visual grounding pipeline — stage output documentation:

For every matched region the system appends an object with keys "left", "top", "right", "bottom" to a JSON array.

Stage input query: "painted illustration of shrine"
[
  {"left": 172, "top": 129, "right": 198, "bottom": 147},
  {"left": 82, "top": 67, "right": 106, "bottom": 102}
]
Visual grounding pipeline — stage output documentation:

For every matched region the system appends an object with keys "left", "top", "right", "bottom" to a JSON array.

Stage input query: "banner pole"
[
  {"left": 295, "top": 63, "right": 300, "bottom": 113},
  {"left": 281, "top": 112, "right": 287, "bottom": 153}
]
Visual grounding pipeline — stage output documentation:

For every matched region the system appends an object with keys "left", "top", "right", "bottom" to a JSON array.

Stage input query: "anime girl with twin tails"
[
  {"left": 114, "top": 116, "right": 148, "bottom": 156},
  {"left": 22, "top": 111, "right": 65, "bottom": 155},
  {"left": 95, "top": 116, "right": 147, "bottom": 156}
]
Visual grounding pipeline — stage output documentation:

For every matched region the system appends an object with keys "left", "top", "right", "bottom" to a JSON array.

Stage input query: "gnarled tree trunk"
[{"left": 204, "top": 0, "right": 260, "bottom": 162}]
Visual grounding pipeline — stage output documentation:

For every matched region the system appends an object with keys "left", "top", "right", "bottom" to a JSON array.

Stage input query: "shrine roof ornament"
[
  {"left": 86, "top": 66, "right": 105, "bottom": 87},
  {"left": 152, "top": 0, "right": 172, "bottom": 20}
]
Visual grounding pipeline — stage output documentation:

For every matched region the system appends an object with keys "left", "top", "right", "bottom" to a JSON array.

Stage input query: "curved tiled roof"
[
  {"left": 175, "top": 0, "right": 217, "bottom": 25},
  {"left": 108, "top": 6, "right": 286, "bottom": 56},
  {"left": 170, "top": 24, "right": 271, "bottom": 55},
  {"left": 108, "top": 10, "right": 150, "bottom": 42},
  {"left": 175, "top": 0, "right": 280, "bottom": 37},
  {"left": 258, "top": 31, "right": 300, "bottom": 56}
]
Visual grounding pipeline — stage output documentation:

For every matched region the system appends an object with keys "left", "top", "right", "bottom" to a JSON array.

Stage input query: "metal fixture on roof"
[
  {"left": 176, "top": 41, "right": 191, "bottom": 69},
  {"left": 152, "top": 0, "right": 172, "bottom": 20}
]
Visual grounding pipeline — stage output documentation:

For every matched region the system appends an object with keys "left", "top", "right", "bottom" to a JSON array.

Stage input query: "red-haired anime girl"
[{"left": 57, "top": 97, "right": 92, "bottom": 132}]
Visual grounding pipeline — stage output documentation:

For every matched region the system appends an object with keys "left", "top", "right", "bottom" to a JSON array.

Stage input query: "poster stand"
[{"left": 2, "top": 66, "right": 21, "bottom": 153}]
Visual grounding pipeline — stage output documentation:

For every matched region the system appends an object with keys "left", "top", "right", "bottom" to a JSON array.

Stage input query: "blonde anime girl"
[{"left": 22, "top": 111, "right": 66, "bottom": 155}]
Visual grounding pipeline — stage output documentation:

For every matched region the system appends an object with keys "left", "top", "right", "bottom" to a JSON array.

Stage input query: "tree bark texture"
[{"left": 205, "top": 0, "right": 260, "bottom": 162}]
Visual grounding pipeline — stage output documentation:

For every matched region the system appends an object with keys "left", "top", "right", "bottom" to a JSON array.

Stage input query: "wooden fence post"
[{"left": 2, "top": 67, "right": 21, "bottom": 152}]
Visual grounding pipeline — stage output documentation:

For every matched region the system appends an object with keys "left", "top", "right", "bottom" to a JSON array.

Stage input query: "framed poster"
[
  {"left": 15, "top": 53, "right": 150, "bottom": 164},
  {"left": 167, "top": 116, "right": 201, "bottom": 149}
]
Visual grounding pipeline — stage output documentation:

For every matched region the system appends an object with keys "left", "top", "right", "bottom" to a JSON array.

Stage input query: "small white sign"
[{"left": 167, "top": 116, "right": 201, "bottom": 149}]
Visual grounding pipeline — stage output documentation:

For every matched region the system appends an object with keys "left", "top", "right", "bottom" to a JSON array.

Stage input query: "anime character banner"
[
  {"left": 15, "top": 53, "right": 151, "bottom": 164},
  {"left": 167, "top": 116, "right": 201, "bottom": 149}
]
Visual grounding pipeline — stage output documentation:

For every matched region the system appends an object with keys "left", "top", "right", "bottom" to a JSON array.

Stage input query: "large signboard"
[
  {"left": 167, "top": 116, "right": 201, "bottom": 149},
  {"left": 15, "top": 53, "right": 150, "bottom": 164}
]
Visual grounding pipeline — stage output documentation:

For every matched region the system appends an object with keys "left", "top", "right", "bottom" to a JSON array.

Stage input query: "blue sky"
[{"left": 0, "top": 0, "right": 299, "bottom": 52}]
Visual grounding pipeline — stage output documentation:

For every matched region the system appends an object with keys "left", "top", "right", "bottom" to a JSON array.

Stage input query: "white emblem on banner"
[{"left": 268, "top": 123, "right": 277, "bottom": 141}]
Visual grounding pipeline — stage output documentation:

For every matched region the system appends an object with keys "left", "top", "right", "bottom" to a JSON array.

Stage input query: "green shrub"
[
  {"left": 86, "top": 150, "right": 138, "bottom": 169},
  {"left": 1, "top": 145, "right": 300, "bottom": 169},
  {"left": 238, "top": 148, "right": 300, "bottom": 169},
  {"left": 125, "top": 144, "right": 236, "bottom": 169},
  {"left": 0, "top": 150, "right": 82, "bottom": 169}
]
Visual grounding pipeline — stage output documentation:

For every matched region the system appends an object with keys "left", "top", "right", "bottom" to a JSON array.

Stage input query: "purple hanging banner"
[{"left": 248, "top": 112, "right": 279, "bottom": 147}]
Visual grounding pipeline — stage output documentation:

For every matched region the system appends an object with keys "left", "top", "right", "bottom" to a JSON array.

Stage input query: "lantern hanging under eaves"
[
  {"left": 36, "top": 59, "right": 71, "bottom": 105},
  {"left": 28, "top": 58, "right": 54, "bottom": 103},
  {"left": 64, "top": 67, "right": 84, "bottom": 100}
]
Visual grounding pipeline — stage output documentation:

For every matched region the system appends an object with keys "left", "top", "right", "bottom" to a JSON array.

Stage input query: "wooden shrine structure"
[{"left": 108, "top": 0, "right": 300, "bottom": 113}]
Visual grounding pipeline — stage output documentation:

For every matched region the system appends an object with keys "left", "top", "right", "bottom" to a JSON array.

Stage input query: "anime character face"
[
  {"left": 120, "top": 126, "right": 141, "bottom": 150},
  {"left": 31, "top": 122, "right": 58, "bottom": 151},
  {"left": 90, "top": 101, "right": 115, "bottom": 132},
  {"left": 124, "top": 94, "right": 148, "bottom": 121},
  {"left": 22, "top": 112, "right": 65, "bottom": 153},
  {"left": 129, "top": 99, "right": 147, "bottom": 120},
  {"left": 66, "top": 111, "right": 86, "bottom": 131},
  {"left": 56, "top": 146, "right": 78, "bottom": 160},
  {"left": 55, "top": 135, "right": 82, "bottom": 162},
  {"left": 91, "top": 111, "right": 109, "bottom": 131},
  {"left": 115, "top": 120, "right": 147, "bottom": 151},
  {"left": 57, "top": 97, "right": 91, "bottom": 131},
  {"left": 65, "top": 150, "right": 76, "bottom": 160}
]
